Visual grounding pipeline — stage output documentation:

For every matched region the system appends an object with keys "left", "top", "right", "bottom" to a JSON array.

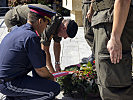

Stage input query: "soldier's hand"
[
  {"left": 55, "top": 64, "right": 61, "bottom": 72},
  {"left": 107, "top": 37, "right": 122, "bottom": 64},
  {"left": 86, "top": 10, "right": 92, "bottom": 22}
]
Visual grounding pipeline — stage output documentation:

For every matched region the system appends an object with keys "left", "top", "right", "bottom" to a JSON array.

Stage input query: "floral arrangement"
[{"left": 57, "top": 61, "right": 100, "bottom": 99}]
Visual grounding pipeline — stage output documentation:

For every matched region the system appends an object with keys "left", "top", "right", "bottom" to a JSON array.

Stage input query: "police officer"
[
  {"left": 82, "top": 0, "right": 95, "bottom": 63},
  {"left": 91, "top": 0, "right": 133, "bottom": 99},
  {"left": 4, "top": 4, "right": 78, "bottom": 73},
  {"left": 0, "top": 5, "right": 60, "bottom": 100}
]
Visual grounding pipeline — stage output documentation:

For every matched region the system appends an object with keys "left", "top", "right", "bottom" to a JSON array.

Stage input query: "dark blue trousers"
[{"left": 0, "top": 72, "right": 60, "bottom": 100}]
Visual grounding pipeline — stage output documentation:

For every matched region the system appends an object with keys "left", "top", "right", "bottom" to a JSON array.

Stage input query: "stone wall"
[{"left": 62, "top": 0, "right": 83, "bottom": 26}]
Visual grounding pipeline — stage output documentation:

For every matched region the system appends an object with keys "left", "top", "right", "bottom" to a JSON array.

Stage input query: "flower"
[{"left": 57, "top": 60, "right": 100, "bottom": 99}]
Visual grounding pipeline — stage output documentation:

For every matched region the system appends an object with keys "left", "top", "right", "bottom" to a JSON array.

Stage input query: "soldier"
[
  {"left": 91, "top": 0, "right": 133, "bottom": 99},
  {"left": 4, "top": 4, "right": 78, "bottom": 73},
  {"left": 0, "top": 5, "right": 60, "bottom": 100},
  {"left": 4, "top": 4, "right": 53, "bottom": 31},
  {"left": 82, "top": 0, "right": 95, "bottom": 64}
]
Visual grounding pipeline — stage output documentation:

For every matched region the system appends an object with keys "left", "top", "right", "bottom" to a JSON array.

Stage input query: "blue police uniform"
[{"left": 0, "top": 23, "right": 60, "bottom": 100}]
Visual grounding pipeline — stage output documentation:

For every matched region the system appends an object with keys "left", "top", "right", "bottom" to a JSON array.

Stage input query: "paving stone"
[
  {"left": 0, "top": 18, "right": 4, "bottom": 25},
  {"left": 60, "top": 56, "right": 80, "bottom": 70}
]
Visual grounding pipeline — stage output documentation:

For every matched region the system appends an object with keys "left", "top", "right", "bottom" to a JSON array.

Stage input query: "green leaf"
[{"left": 87, "top": 61, "right": 92, "bottom": 67}]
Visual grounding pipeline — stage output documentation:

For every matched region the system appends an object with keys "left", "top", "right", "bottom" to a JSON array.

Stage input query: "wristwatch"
[{"left": 55, "top": 61, "right": 60, "bottom": 65}]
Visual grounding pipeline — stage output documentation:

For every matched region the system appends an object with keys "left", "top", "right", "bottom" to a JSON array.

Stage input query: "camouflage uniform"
[
  {"left": 4, "top": 4, "right": 62, "bottom": 46},
  {"left": 91, "top": 0, "right": 133, "bottom": 100},
  {"left": 4, "top": 5, "right": 28, "bottom": 29}
]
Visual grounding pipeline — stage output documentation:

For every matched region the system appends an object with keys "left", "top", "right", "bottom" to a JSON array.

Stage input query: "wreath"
[{"left": 56, "top": 61, "right": 101, "bottom": 99}]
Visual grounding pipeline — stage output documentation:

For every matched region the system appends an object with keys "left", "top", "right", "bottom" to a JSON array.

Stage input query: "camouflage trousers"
[{"left": 93, "top": 6, "right": 133, "bottom": 100}]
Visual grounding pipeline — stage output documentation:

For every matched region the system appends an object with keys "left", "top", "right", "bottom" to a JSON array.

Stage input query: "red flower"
[{"left": 86, "top": 74, "right": 89, "bottom": 77}]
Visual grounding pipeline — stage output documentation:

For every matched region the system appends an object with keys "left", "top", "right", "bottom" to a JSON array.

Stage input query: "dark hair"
[
  {"left": 27, "top": 11, "right": 47, "bottom": 24},
  {"left": 63, "top": 19, "right": 78, "bottom": 38}
]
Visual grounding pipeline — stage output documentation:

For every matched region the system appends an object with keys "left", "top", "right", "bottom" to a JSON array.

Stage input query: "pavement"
[{"left": 0, "top": 16, "right": 92, "bottom": 100}]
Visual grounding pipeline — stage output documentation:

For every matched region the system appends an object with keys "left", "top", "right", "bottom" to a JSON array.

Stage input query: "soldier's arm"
[
  {"left": 86, "top": 0, "right": 94, "bottom": 22},
  {"left": 54, "top": 42, "right": 61, "bottom": 72},
  {"left": 107, "top": 0, "right": 131, "bottom": 64}
]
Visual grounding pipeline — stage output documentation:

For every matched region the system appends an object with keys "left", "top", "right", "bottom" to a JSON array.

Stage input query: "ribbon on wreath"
[
  {"left": 52, "top": 71, "right": 74, "bottom": 78},
  {"left": 53, "top": 64, "right": 81, "bottom": 78}
]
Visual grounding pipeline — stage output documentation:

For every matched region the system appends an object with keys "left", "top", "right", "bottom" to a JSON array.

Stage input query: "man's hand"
[
  {"left": 55, "top": 64, "right": 61, "bottom": 72},
  {"left": 86, "top": 10, "right": 93, "bottom": 22},
  {"left": 107, "top": 0, "right": 130, "bottom": 64},
  {"left": 107, "top": 37, "right": 122, "bottom": 64}
]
